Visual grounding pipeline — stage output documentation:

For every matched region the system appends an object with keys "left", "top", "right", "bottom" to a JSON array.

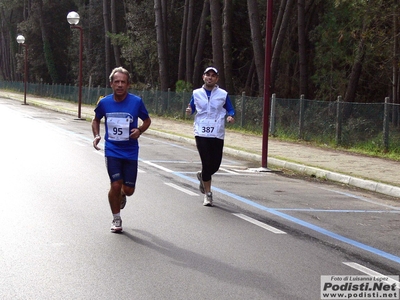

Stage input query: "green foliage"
[
  {"left": 175, "top": 80, "right": 192, "bottom": 92},
  {"left": 122, "top": 1, "right": 159, "bottom": 87},
  {"left": 15, "top": 0, "right": 75, "bottom": 84},
  {"left": 0, "top": 0, "right": 399, "bottom": 102},
  {"left": 310, "top": 0, "right": 394, "bottom": 102},
  {"left": 310, "top": 1, "right": 358, "bottom": 100},
  {"left": 43, "top": 41, "right": 59, "bottom": 84}
]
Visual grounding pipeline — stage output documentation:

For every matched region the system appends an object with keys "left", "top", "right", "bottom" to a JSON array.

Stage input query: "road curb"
[{"left": 146, "top": 129, "right": 400, "bottom": 198}]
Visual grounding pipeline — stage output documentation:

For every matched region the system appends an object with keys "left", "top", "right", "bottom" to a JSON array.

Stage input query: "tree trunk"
[
  {"left": 247, "top": 0, "right": 264, "bottom": 95},
  {"left": 0, "top": 8, "right": 12, "bottom": 80},
  {"left": 192, "top": 0, "right": 210, "bottom": 86},
  {"left": 103, "top": 0, "right": 111, "bottom": 87},
  {"left": 111, "top": 0, "right": 121, "bottom": 67},
  {"left": 162, "top": 0, "right": 168, "bottom": 59},
  {"left": 38, "top": 0, "right": 59, "bottom": 83},
  {"left": 210, "top": 0, "right": 225, "bottom": 88},
  {"left": 272, "top": 0, "right": 288, "bottom": 48},
  {"left": 344, "top": 22, "right": 367, "bottom": 103},
  {"left": 271, "top": 0, "right": 294, "bottom": 92},
  {"left": 185, "top": 0, "right": 194, "bottom": 83},
  {"left": 223, "top": 0, "right": 234, "bottom": 94},
  {"left": 154, "top": 0, "right": 169, "bottom": 91},
  {"left": 245, "top": 58, "right": 256, "bottom": 96},
  {"left": 178, "top": 0, "right": 188, "bottom": 81},
  {"left": 297, "top": 0, "right": 308, "bottom": 96},
  {"left": 162, "top": 0, "right": 170, "bottom": 86}
]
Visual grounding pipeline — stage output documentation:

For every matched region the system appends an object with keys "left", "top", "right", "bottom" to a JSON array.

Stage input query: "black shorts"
[{"left": 105, "top": 156, "right": 138, "bottom": 187}]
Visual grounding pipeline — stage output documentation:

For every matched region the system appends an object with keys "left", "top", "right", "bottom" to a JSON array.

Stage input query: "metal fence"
[{"left": 1, "top": 80, "right": 400, "bottom": 154}]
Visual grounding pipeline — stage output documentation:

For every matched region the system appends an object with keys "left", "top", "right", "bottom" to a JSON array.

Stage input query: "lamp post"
[
  {"left": 16, "top": 34, "right": 28, "bottom": 105},
  {"left": 67, "top": 11, "right": 83, "bottom": 119}
]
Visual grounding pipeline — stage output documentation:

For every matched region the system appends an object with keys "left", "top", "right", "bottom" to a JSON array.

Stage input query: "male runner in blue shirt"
[{"left": 92, "top": 67, "right": 151, "bottom": 233}]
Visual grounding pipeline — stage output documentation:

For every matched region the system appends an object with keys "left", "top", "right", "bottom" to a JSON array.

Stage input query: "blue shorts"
[{"left": 105, "top": 156, "right": 138, "bottom": 187}]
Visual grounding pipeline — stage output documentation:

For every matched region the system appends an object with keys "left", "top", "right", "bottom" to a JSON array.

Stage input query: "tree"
[
  {"left": 343, "top": 20, "right": 367, "bottom": 104},
  {"left": 1, "top": 0, "right": 399, "bottom": 104},
  {"left": 154, "top": 0, "right": 169, "bottom": 91},
  {"left": 271, "top": 0, "right": 294, "bottom": 92},
  {"left": 223, "top": 0, "right": 234, "bottom": 94},
  {"left": 122, "top": 1, "right": 158, "bottom": 86},
  {"left": 192, "top": 0, "right": 209, "bottom": 87},
  {"left": 310, "top": 0, "right": 362, "bottom": 101},
  {"left": 0, "top": 7, "right": 16, "bottom": 81},
  {"left": 247, "top": 0, "right": 264, "bottom": 95},
  {"left": 185, "top": 0, "right": 194, "bottom": 83},
  {"left": 210, "top": 0, "right": 225, "bottom": 88},
  {"left": 37, "top": 0, "right": 59, "bottom": 83},
  {"left": 110, "top": 0, "right": 121, "bottom": 67},
  {"left": 177, "top": 0, "right": 188, "bottom": 81},
  {"left": 297, "top": 0, "right": 307, "bottom": 96},
  {"left": 103, "top": 0, "right": 111, "bottom": 87}
]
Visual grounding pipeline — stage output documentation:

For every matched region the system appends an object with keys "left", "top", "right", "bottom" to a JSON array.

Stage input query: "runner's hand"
[
  {"left": 93, "top": 136, "right": 101, "bottom": 150},
  {"left": 129, "top": 128, "right": 141, "bottom": 139},
  {"left": 186, "top": 104, "right": 192, "bottom": 115}
]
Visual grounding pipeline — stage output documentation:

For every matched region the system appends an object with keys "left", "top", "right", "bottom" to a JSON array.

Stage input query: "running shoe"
[
  {"left": 197, "top": 171, "right": 205, "bottom": 194},
  {"left": 203, "top": 192, "right": 213, "bottom": 207},
  {"left": 110, "top": 216, "right": 123, "bottom": 233},
  {"left": 120, "top": 193, "right": 127, "bottom": 209}
]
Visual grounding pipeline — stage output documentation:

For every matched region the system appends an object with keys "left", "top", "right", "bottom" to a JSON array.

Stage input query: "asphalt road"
[{"left": 1, "top": 98, "right": 399, "bottom": 299}]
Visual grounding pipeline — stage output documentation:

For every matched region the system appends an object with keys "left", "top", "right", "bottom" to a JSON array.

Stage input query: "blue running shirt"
[{"left": 94, "top": 93, "right": 150, "bottom": 160}]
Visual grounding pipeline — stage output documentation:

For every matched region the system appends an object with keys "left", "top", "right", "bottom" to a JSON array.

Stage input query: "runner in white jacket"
[{"left": 186, "top": 67, "right": 235, "bottom": 206}]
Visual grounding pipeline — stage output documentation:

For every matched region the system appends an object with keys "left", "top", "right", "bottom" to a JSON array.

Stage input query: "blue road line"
[
  {"left": 275, "top": 209, "right": 400, "bottom": 213},
  {"left": 176, "top": 172, "right": 400, "bottom": 265}
]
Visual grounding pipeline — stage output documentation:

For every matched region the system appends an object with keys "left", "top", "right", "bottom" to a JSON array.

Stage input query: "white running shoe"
[
  {"left": 203, "top": 192, "right": 213, "bottom": 206},
  {"left": 197, "top": 171, "right": 205, "bottom": 194},
  {"left": 110, "top": 216, "right": 123, "bottom": 233}
]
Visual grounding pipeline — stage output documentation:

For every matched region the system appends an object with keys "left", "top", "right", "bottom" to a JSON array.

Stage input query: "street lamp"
[
  {"left": 16, "top": 34, "right": 28, "bottom": 105},
  {"left": 67, "top": 11, "right": 83, "bottom": 119}
]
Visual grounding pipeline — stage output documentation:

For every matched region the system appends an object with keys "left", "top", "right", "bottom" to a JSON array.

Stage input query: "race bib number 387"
[
  {"left": 107, "top": 117, "right": 130, "bottom": 141},
  {"left": 196, "top": 118, "right": 221, "bottom": 138}
]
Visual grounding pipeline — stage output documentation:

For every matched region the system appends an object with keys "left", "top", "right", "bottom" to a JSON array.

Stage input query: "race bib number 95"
[{"left": 107, "top": 117, "right": 130, "bottom": 141}]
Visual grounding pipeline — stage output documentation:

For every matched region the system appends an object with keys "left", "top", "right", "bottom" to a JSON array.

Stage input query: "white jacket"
[{"left": 193, "top": 86, "right": 228, "bottom": 139}]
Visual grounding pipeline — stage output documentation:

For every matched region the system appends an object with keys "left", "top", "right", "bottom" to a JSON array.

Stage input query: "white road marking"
[
  {"left": 233, "top": 213, "right": 287, "bottom": 234},
  {"left": 320, "top": 187, "right": 400, "bottom": 211},
  {"left": 219, "top": 167, "right": 239, "bottom": 174},
  {"left": 164, "top": 182, "right": 199, "bottom": 196},
  {"left": 142, "top": 160, "right": 174, "bottom": 173},
  {"left": 343, "top": 262, "right": 400, "bottom": 288}
]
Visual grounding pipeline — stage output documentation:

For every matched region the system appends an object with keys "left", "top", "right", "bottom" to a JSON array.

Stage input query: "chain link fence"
[{"left": 1, "top": 80, "right": 400, "bottom": 154}]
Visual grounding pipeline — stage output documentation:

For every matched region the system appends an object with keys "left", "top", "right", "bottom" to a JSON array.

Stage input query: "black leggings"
[{"left": 195, "top": 136, "right": 224, "bottom": 182}]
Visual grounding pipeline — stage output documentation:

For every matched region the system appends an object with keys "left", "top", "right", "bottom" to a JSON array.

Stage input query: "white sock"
[{"left": 113, "top": 213, "right": 121, "bottom": 219}]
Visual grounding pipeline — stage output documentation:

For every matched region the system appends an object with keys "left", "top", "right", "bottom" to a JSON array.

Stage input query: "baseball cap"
[{"left": 203, "top": 67, "right": 218, "bottom": 75}]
